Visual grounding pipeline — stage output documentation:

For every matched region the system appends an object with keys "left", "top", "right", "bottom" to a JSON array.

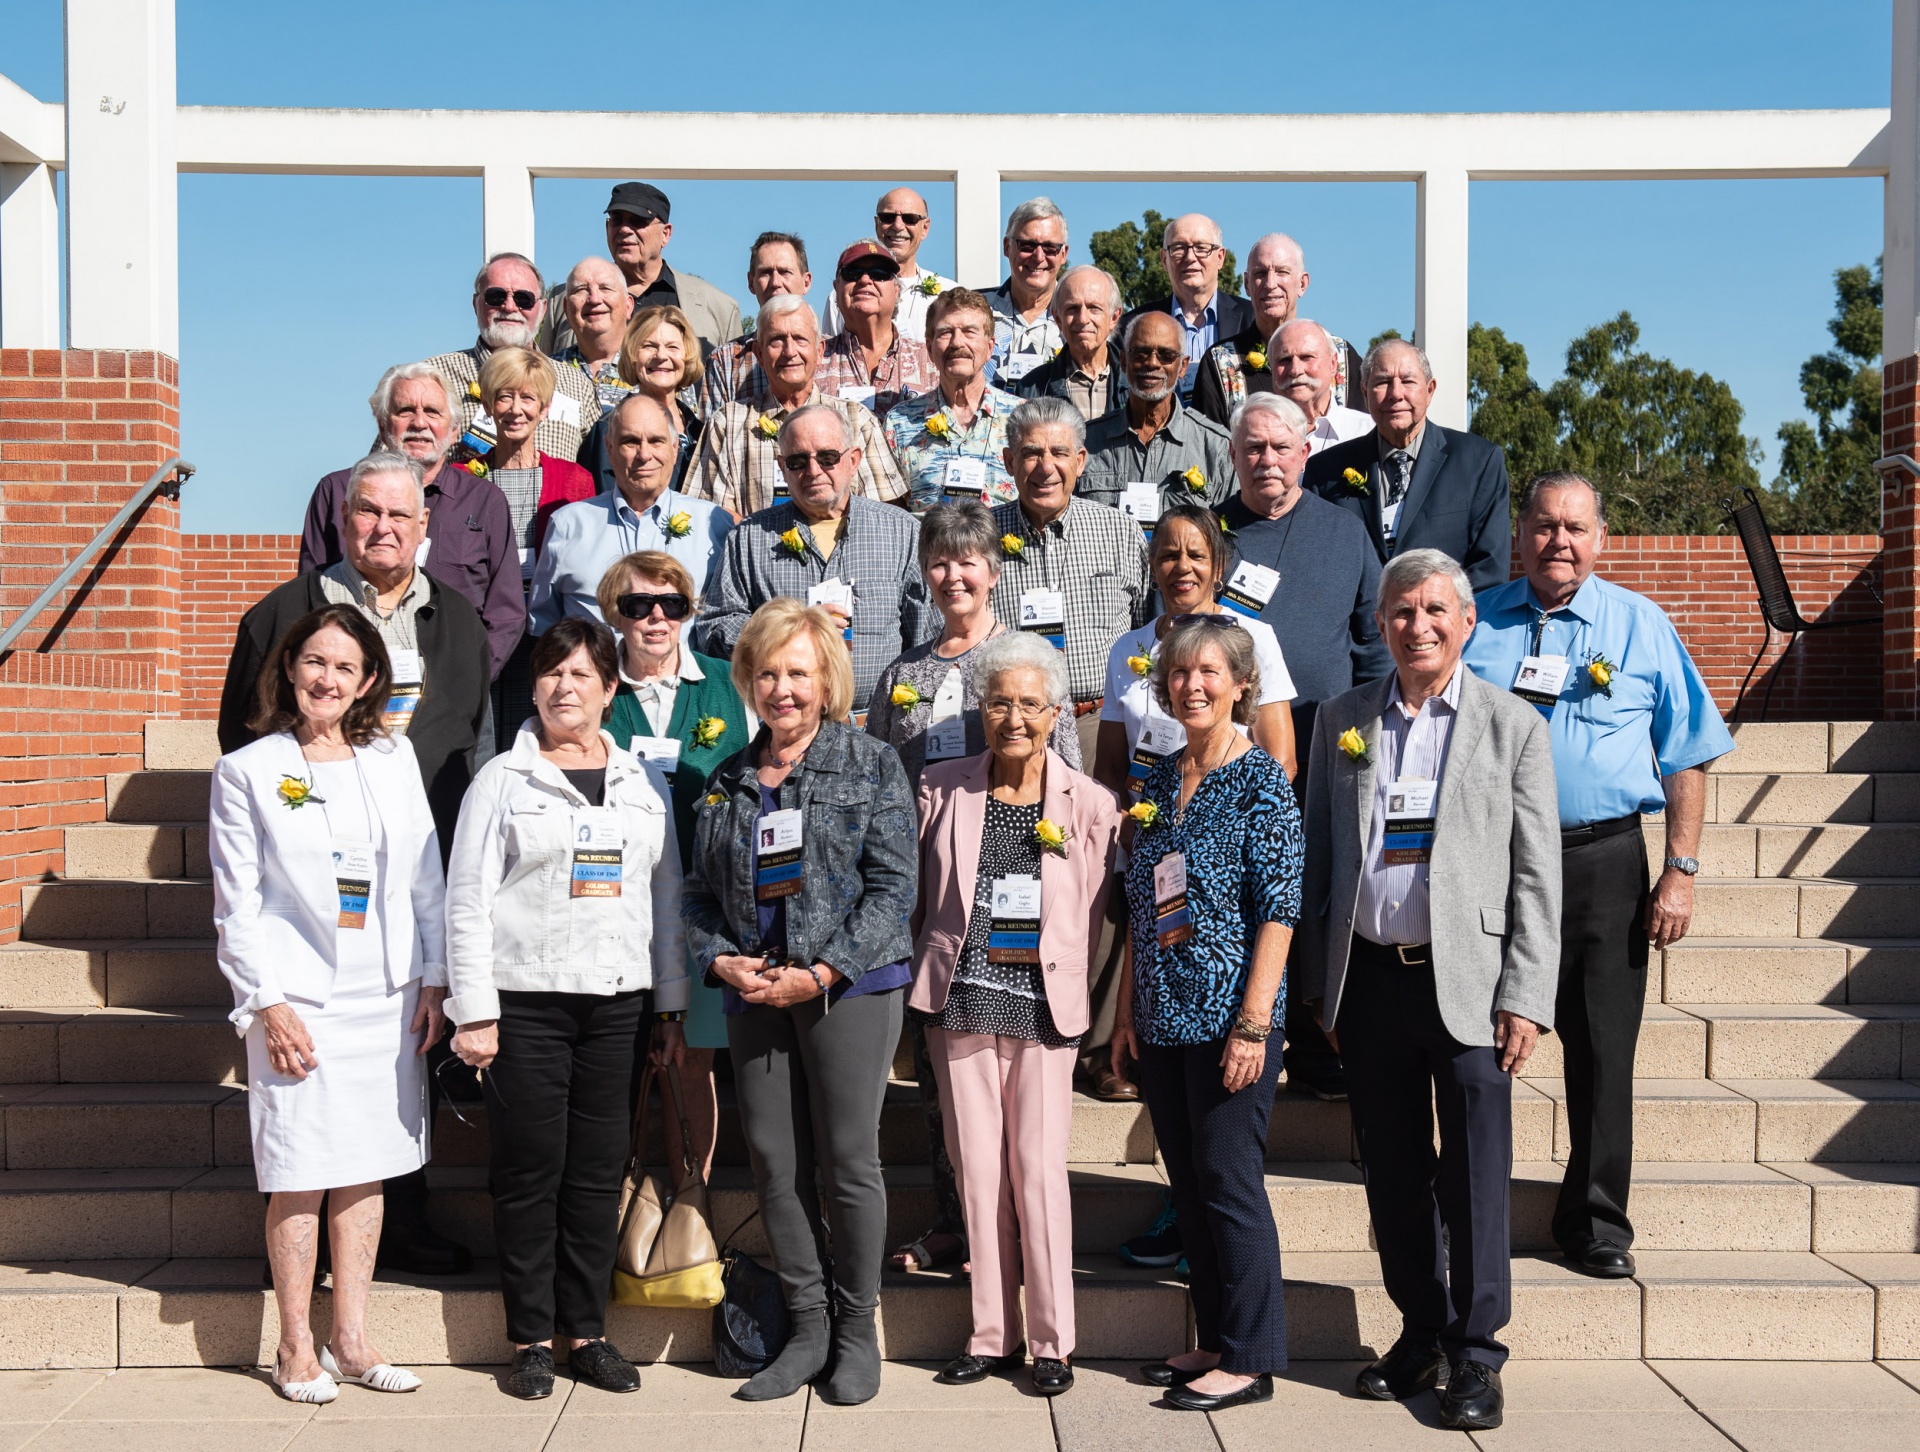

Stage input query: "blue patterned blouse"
[{"left": 1125, "top": 746, "right": 1304, "bottom": 1047}]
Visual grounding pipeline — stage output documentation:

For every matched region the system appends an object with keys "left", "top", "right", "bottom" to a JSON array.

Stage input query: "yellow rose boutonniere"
[
  {"left": 1337, "top": 726, "right": 1372, "bottom": 766},
  {"left": 1127, "top": 651, "right": 1152, "bottom": 678},
  {"left": 467, "top": 380, "right": 483, "bottom": 400},
  {"left": 778, "top": 527, "right": 807, "bottom": 558},
  {"left": 917, "top": 275, "right": 942, "bottom": 297},
  {"left": 1128, "top": 800, "right": 1160, "bottom": 828},
  {"left": 1585, "top": 652, "right": 1618, "bottom": 698},
  {"left": 925, "top": 412, "right": 951, "bottom": 439},
  {"left": 1034, "top": 818, "right": 1070, "bottom": 856},
  {"left": 462, "top": 458, "right": 490, "bottom": 478},
  {"left": 1245, "top": 346, "right": 1267, "bottom": 370},
  {"left": 666, "top": 510, "right": 693, "bottom": 539},
  {"left": 1001, "top": 533, "right": 1024, "bottom": 557},
  {"left": 693, "top": 717, "right": 726, "bottom": 749},
  {"left": 1183, "top": 465, "right": 1207, "bottom": 494},
  {"left": 890, "top": 682, "right": 922, "bottom": 708},
  {"left": 755, "top": 413, "right": 780, "bottom": 439},
  {"left": 277, "top": 775, "right": 324, "bottom": 810},
  {"left": 704, "top": 790, "right": 725, "bottom": 807},
  {"left": 1340, "top": 467, "right": 1369, "bottom": 495}
]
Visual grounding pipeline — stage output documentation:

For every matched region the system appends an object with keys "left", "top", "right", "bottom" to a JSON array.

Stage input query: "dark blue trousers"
[
  {"left": 1136, "top": 1035, "right": 1287, "bottom": 1374},
  {"left": 1336, "top": 942, "right": 1512, "bottom": 1368}
]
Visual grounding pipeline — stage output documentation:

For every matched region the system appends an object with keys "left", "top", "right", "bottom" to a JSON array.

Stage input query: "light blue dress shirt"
[
  {"left": 1170, "top": 297, "right": 1217, "bottom": 398},
  {"left": 528, "top": 488, "right": 733, "bottom": 634},
  {"left": 1461, "top": 573, "right": 1734, "bottom": 829}
]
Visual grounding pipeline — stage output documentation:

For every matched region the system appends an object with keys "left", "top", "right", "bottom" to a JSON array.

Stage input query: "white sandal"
[
  {"left": 320, "top": 1344, "right": 422, "bottom": 1393},
  {"left": 273, "top": 1355, "right": 339, "bottom": 1404}
]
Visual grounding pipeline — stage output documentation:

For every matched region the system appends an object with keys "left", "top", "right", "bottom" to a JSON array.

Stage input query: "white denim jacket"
[{"left": 444, "top": 725, "right": 688, "bottom": 1024}]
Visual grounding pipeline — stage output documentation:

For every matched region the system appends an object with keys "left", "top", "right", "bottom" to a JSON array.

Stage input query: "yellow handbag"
[{"left": 611, "top": 1061, "right": 724, "bottom": 1308}]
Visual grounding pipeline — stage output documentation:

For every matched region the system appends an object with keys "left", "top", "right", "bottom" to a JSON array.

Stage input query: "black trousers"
[
  {"left": 1337, "top": 941, "right": 1512, "bottom": 1368},
  {"left": 1552, "top": 824, "right": 1651, "bottom": 1252},
  {"left": 486, "top": 988, "right": 650, "bottom": 1344},
  {"left": 1136, "top": 1035, "right": 1288, "bottom": 1375}
]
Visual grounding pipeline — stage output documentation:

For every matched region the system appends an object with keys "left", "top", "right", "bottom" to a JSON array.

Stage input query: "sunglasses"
[
  {"left": 839, "top": 265, "right": 897, "bottom": 284},
  {"left": 481, "top": 286, "right": 540, "bottom": 311},
  {"left": 876, "top": 211, "right": 926, "bottom": 226},
  {"left": 1129, "top": 346, "right": 1186, "bottom": 366},
  {"left": 780, "top": 448, "right": 844, "bottom": 474},
  {"left": 1013, "top": 238, "right": 1068, "bottom": 258},
  {"left": 617, "top": 592, "right": 692, "bottom": 621},
  {"left": 609, "top": 211, "right": 661, "bottom": 230}
]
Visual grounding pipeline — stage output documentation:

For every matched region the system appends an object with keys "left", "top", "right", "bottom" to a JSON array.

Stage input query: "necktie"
[{"left": 1385, "top": 450, "right": 1412, "bottom": 506}]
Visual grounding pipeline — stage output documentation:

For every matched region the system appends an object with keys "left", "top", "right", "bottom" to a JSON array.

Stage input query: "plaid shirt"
[
  {"left": 814, "top": 328, "right": 939, "bottom": 419},
  {"left": 687, "top": 388, "right": 907, "bottom": 517},
  {"left": 882, "top": 384, "right": 1023, "bottom": 510},
  {"left": 426, "top": 342, "right": 602, "bottom": 466},
  {"left": 989, "top": 497, "right": 1151, "bottom": 703},
  {"left": 694, "top": 496, "right": 937, "bottom": 705},
  {"left": 555, "top": 347, "right": 638, "bottom": 412},
  {"left": 697, "top": 333, "right": 765, "bottom": 415}
]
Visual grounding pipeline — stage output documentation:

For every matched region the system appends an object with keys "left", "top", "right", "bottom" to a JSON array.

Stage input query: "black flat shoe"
[
  {"left": 505, "top": 1344, "right": 554, "bottom": 1400},
  {"left": 1031, "top": 1358, "right": 1073, "bottom": 1396},
  {"left": 1164, "top": 1372, "right": 1273, "bottom": 1411},
  {"left": 568, "top": 1337, "right": 641, "bottom": 1393},
  {"left": 1438, "top": 1360, "right": 1503, "bottom": 1430},
  {"left": 1354, "top": 1331, "right": 1446, "bottom": 1401},
  {"left": 935, "top": 1349, "right": 1024, "bottom": 1385},
  {"left": 1567, "top": 1240, "right": 1636, "bottom": 1278},
  {"left": 1140, "top": 1360, "right": 1212, "bottom": 1387}
]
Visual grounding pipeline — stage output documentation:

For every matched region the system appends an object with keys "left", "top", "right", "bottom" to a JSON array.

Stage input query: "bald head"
[
  {"left": 875, "top": 186, "right": 932, "bottom": 269},
  {"left": 1246, "top": 231, "right": 1309, "bottom": 332},
  {"left": 564, "top": 255, "right": 634, "bottom": 356}
]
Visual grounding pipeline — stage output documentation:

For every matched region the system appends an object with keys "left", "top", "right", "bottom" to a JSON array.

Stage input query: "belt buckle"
[{"left": 1395, "top": 944, "right": 1424, "bottom": 966}]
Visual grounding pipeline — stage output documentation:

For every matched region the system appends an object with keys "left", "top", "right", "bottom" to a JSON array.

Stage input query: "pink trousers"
[{"left": 927, "top": 1026, "right": 1078, "bottom": 1360}]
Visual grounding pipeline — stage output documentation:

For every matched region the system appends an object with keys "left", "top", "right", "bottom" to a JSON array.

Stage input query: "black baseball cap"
[{"left": 606, "top": 182, "right": 671, "bottom": 224}]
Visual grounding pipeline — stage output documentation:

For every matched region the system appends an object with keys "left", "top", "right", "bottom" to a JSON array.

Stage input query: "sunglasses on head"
[
  {"left": 482, "top": 286, "right": 540, "bottom": 311},
  {"left": 780, "top": 448, "right": 844, "bottom": 474},
  {"left": 876, "top": 210, "right": 926, "bottom": 226},
  {"left": 1171, "top": 613, "right": 1244, "bottom": 630},
  {"left": 616, "top": 592, "right": 692, "bottom": 621}
]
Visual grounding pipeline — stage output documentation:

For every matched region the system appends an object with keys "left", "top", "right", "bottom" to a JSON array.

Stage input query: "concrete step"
[
  {"left": 144, "top": 720, "right": 220, "bottom": 772},
  {"left": 0, "top": 940, "right": 226, "bottom": 1009},
  {"left": 1632, "top": 1250, "right": 1882, "bottom": 1359},
  {"left": 1708, "top": 772, "right": 1920, "bottom": 824},
  {"left": 1662, "top": 937, "right": 1920, "bottom": 1005},
  {"left": 1687, "top": 1004, "right": 1920, "bottom": 1079},
  {"left": 105, "top": 771, "right": 210, "bottom": 825},
  {"left": 1831, "top": 721, "right": 1920, "bottom": 773},
  {"left": 1646, "top": 822, "right": 1920, "bottom": 879},
  {"left": 60, "top": 823, "right": 208, "bottom": 881},
  {"left": 1522, "top": 1004, "right": 1706, "bottom": 1079},
  {"left": 1768, "top": 1163, "right": 1920, "bottom": 1252},
  {"left": 1691, "top": 878, "right": 1920, "bottom": 939},
  {"left": 17, "top": 880, "right": 212, "bottom": 940},
  {"left": 1527, "top": 1078, "right": 1760, "bottom": 1162},
  {"left": 1711, "top": 721, "right": 1920, "bottom": 776},
  {"left": 0, "top": 1007, "right": 241, "bottom": 1088},
  {"left": 1724, "top": 1079, "right": 1920, "bottom": 1162}
]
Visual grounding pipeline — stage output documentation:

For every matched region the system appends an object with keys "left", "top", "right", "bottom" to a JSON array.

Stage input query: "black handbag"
[{"left": 712, "top": 1209, "right": 790, "bottom": 1378}]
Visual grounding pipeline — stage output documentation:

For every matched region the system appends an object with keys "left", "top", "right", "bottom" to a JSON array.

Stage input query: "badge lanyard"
[
  {"left": 1017, "top": 533, "right": 1064, "bottom": 651},
  {"left": 755, "top": 807, "right": 805, "bottom": 902},
  {"left": 1153, "top": 852, "right": 1193, "bottom": 949},
  {"left": 986, "top": 873, "right": 1042, "bottom": 964},
  {"left": 938, "top": 406, "right": 997, "bottom": 504},
  {"left": 570, "top": 805, "right": 625, "bottom": 898},
  {"left": 1513, "top": 607, "right": 1579, "bottom": 718},
  {"left": 316, "top": 752, "right": 378, "bottom": 931}
]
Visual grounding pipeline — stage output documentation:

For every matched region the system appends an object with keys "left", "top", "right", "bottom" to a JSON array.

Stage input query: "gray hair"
[
  {"left": 1003, "top": 196, "right": 1067, "bottom": 244},
  {"left": 1152, "top": 616, "right": 1260, "bottom": 728},
  {"left": 368, "top": 362, "right": 455, "bottom": 432},
  {"left": 1519, "top": 470, "right": 1609, "bottom": 529},
  {"left": 1269, "top": 317, "right": 1333, "bottom": 357},
  {"left": 1052, "top": 264, "right": 1122, "bottom": 315},
  {"left": 344, "top": 450, "right": 426, "bottom": 513},
  {"left": 1246, "top": 232, "right": 1305, "bottom": 270},
  {"left": 972, "top": 630, "right": 1071, "bottom": 708},
  {"left": 1163, "top": 213, "right": 1224, "bottom": 247},
  {"left": 756, "top": 292, "right": 819, "bottom": 336},
  {"left": 777, "top": 402, "right": 854, "bottom": 453},
  {"left": 1006, "top": 395, "right": 1086, "bottom": 453},
  {"left": 917, "top": 501, "right": 1003, "bottom": 575},
  {"left": 1230, "top": 392, "right": 1312, "bottom": 450},
  {"left": 472, "top": 251, "right": 545, "bottom": 295},
  {"left": 1377, "top": 548, "right": 1473, "bottom": 616},
  {"left": 1363, "top": 337, "right": 1434, "bottom": 386}
]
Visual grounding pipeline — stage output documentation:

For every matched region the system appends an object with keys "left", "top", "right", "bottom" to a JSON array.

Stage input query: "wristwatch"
[{"left": 1664, "top": 856, "right": 1700, "bottom": 876}]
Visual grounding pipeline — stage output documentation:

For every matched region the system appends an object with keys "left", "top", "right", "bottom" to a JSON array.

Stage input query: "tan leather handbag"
[{"left": 611, "top": 1061, "right": 723, "bottom": 1308}]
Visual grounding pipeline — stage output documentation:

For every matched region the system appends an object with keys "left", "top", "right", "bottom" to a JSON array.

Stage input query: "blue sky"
[{"left": 0, "top": 0, "right": 1895, "bottom": 532}]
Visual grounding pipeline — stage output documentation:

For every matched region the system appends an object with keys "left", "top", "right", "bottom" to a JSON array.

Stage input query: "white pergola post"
[
  {"left": 953, "top": 166, "right": 1001, "bottom": 290},
  {"left": 0, "top": 162, "right": 60, "bottom": 347},
  {"left": 1415, "top": 167, "right": 1470, "bottom": 430},
  {"left": 1887, "top": 0, "right": 1920, "bottom": 363},
  {"left": 63, "top": 0, "right": 177, "bottom": 354},
  {"left": 483, "top": 161, "right": 536, "bottom": 267}
]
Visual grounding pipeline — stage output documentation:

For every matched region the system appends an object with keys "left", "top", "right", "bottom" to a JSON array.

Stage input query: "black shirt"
[{"left": 562, "top": 767, "right": 608, "bottom": 807}]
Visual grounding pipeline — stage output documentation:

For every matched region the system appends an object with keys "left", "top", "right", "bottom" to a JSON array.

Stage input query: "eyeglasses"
[
  {"left": 1164, "top": 242, "right": 1221, "bottom": 261},
  {"left": 609, "top": 211, "right": 661, "bottom": 231},
  {"left": 1012, "top": 238, "right": 1068, "bottom": 258},
  {"left": 876, "top": 211, "right": 926, "bottom": 226},
  {"left": 1128, "top": 346, "right": 1185, "bottom": 366},
  {"left": 481, "top": 286, "right": 540, "bottom": 311},
  {"left": 982, "top": 698, "right": 1058, "bottom": 721},
  {"left": 780, "top": 448, "right": 845, "bottom": 474},
  {"left": 616, "top": 592, "right": 692, "bottom": 621},
  {"left": 838, "top": 265, "right": 896, "bottom": 284}
]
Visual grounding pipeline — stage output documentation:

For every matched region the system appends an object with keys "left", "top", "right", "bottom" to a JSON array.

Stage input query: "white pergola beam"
[
  {"left": 1416, "top": 169, "right": 1471, "bottom": 428},
  {"left": 0, "top": 161, "right": 60, "bottom": 347}
]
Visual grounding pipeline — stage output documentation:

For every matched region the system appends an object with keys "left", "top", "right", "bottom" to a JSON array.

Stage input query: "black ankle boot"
[
  {"left": 735, "top": 1307, "right": 830, "bottom": 1401},
  {"left": 820, "top": 1303, "right": 881, "bottom": 1406}
]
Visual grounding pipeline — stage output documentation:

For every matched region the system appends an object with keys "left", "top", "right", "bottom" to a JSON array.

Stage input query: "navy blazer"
[{"left": 1302, "top": 425, "right": 1513, "bottom": 594}]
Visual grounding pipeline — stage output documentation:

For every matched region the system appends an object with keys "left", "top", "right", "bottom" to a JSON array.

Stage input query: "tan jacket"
[{"left": 541, "top": 264, "right": 742, "bottom": 360}]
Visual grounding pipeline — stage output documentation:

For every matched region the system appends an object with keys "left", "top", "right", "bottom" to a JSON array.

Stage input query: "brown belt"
[{"left": 1073, "top": 698, "right": 1104, "bottom": 718}]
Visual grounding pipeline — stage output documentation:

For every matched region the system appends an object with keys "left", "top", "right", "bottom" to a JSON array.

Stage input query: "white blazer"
[{"left": 209, "top": 731, "right": 448, "bottom": 1035}]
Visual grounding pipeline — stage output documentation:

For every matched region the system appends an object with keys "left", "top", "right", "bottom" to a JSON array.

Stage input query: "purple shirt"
[{"left": 300, "top": 459, "right": 523, "bottom": 679}]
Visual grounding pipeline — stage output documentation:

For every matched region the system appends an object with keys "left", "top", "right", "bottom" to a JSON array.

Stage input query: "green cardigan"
[{"left": 607, "top": 650, "right": 750, "bottom": 868}]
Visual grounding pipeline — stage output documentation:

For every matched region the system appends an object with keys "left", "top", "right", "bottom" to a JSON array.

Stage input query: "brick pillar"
[
  {"left": 1883, "top": 354, "right": 1920, "bottom": 720},
  {"left": 0, "top": 347, "right": 183, "bottom": 940}
]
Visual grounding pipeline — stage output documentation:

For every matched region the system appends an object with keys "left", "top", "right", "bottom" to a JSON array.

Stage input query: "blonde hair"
[
  {"left": 618, "top": 305, "right": 706, "bottom": 391},
  {"left": 730, "top": 598, "right": 855, "bottom": 724},
  {"left": 478, "top": 345, "right": 555, "bottom": 408},
  {"left": 595, "top": 550, "right": 699, "bottom": 622}
]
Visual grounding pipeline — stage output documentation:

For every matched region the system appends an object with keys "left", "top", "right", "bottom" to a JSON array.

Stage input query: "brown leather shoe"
[{"left": 1092, "top": 1069, "right": 1140, "bottom": 1101}]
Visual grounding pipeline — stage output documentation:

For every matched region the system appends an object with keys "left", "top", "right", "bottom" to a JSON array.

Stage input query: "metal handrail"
[{"left": 0, "top": 456, "right": 195, "bottom": 656}]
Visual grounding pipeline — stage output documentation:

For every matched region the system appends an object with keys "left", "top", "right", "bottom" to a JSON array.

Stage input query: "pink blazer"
[{"left": 910, "top": 748, "right": 1123, "bottom": 1038}]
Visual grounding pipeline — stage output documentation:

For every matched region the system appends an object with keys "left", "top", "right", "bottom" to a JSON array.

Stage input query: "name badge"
[
  {"left": 1153, "top": 852, "right": 1193, "bottom": 948},
  {"left": 1221, "top": 561, "right": 1279, "bottom": 618},
  {"left": 1128, "top": 703, "right": 1185, "bottom": 800},
  {"left": 1018, "top": 588, "right": 1066, "bottom": 650},
  {"left": 941, "top": 456, "right": 988, "bottom": 502},
  {"left": 629, "top": 736, "right": 682, "bottom": 776},
  {"left": 548, "top": 391, "right": 584, "bottom": 429},
  {"left": 570, "top": 808, "right": 624, "bottom": 898},
  {"left": 382, "top": 686, "right": 422, "bottom": 736},
  {"left": 924, "top": 667, "right": 968, "bottom": 761},
  {"left": 756, "top": 807, "right": 805, "bottom": 901},
  {"left": 332, "top": 839, "right": 376, "bottom": 930},
  {"left": 838, "top": 384, "right": 877, "bottom": 409},
  {"left": 1381, "top": 498, "right": 1404, "bottom": 545},
  {"left": 1381, "top": 779, "right": 1439, "bottom": 866},
  {"left": 389, "top": 648, "right": 423, "bottom": 686},
  {"left": 807, "top": 578, "right": 855, "bottom": 644},
  {"left": 998, "top": 352, "right": 1040, "bottom": 382},
  {"left": 987, "top": 874, "right": 1042, "bottom": 964},
  {"left": 1512, "top": 654, "right": 1571, "bottom": 717},
  {"left": 461, "top": 411, "right": 498, "bottom": 456},
  {"left": 1120, "top": 483, "right": 1161, "bottom": 538}
]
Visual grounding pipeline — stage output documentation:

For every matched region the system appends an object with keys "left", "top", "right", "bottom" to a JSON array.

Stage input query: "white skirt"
[{"left": 246, "top": 951, "right": 430, "bottom": 1194}]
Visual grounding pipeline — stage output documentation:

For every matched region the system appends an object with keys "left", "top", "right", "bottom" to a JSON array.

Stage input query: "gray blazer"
[{"left": 1300, "top": 667, "right": 1561, "bottom": 1047}]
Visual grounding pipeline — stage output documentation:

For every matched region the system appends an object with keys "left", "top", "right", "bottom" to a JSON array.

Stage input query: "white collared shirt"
[
  {"left": 618, "top": 641, "right": 707, "bottom": 737},
  {"left": 1307, "top": 403, "right": 1375, "bottom": 454},
  {"left": 1355, "top": 665, "right": 1464, "bottom": 946}
]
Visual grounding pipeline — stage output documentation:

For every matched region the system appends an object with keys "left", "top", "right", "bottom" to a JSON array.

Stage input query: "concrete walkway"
[{"left": 3, "top": 1359, "right": 1920, "bottom": 1451}]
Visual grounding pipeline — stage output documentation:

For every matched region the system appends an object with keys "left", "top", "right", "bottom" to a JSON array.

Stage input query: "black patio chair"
[{"left": 1725, "top": 487, "right": 1881, "bottom": 722}]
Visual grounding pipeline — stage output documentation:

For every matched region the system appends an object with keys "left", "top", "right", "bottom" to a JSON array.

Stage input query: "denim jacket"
[{"left": 682, "top": 720, "right": 917, "bottom": 985}]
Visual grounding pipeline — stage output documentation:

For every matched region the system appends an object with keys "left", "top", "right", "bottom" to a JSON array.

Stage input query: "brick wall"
[
  {"left": 1882, "top": 353, "right": 1919, "bottom": 720},
  {"left": 180, "top": 534, "right": 303, "bottom": 719},
  {"left": 0, "top": 349, "right": 183, "bottom": 941}
]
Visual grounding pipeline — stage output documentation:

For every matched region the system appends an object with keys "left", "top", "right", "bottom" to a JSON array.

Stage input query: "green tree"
[
  {"left": 1087, "top": 209, "right": 1240, "bottom": 311},
  {"left": 1466, "top": 323, "right": 1560, "bottom": 516},
  {"left": 1772, "top": 260, "right": 1882, "bottom": 534}
]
